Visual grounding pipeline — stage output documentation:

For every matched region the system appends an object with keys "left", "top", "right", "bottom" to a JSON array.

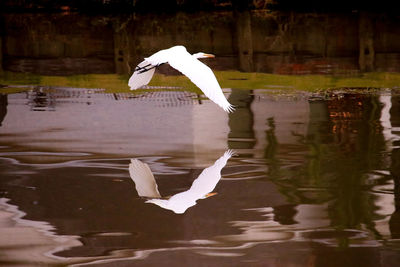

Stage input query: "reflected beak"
[
  {"left": 204, "top": 53, "right": 215, "bottom": 58},
  {"left": 204, "top": 192, "right": 218, "bottom": 198}
]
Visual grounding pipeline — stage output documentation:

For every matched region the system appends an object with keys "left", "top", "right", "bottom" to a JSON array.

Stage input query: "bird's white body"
[
  {"left": 129, "top": 150, "right": 234, "bottom": 214},
  {"left": 128, "top": 46, "right": 234, "bottom": 113}
]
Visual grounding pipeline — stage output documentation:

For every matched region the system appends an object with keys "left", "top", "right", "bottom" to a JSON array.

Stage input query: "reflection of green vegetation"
[
  {"left": 252, "top": 92, "right": 388, "bottom": 244},
  {"left": 267, "top": 95, "right": 386, "bottom": 241},
  {"left": 2, "top": 71, "right": 400, "bottom": 94}
]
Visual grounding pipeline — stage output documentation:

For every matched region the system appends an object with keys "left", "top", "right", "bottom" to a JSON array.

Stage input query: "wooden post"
[
  {"left": 359, "top": 12, "right": 374, "bottom": 72},
  {"left": 236, "top": 10, "right": 253, "bottom": 72}
]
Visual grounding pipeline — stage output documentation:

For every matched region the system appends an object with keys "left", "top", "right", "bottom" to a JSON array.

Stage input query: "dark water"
[{"left": 1, "top": 10, "right": 400, "bottom": 267}]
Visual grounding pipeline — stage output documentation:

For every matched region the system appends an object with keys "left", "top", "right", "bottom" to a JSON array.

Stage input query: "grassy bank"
[{"left": 1, "top": 71, "right": 400, "bottom": 94}]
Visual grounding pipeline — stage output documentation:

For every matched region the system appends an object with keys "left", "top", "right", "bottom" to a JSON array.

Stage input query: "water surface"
[{"left": 1, "top": 87, "right": 400, "bottom": 266}]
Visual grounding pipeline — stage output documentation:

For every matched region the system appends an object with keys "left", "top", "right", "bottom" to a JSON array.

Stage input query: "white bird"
[
  {"left": 128, "top": 45, "right": 234, "bottom": 113},
  {"left": 128, "top": 150, "right": 234, "bottom": 214}
]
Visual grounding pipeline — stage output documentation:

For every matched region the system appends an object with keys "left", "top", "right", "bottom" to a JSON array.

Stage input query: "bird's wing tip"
[
  {"left": 224, "top": 104, "right": 235, "bottom": 113},
  {"left": 224, "top": 149, "right": 236, "bottom": 158}
]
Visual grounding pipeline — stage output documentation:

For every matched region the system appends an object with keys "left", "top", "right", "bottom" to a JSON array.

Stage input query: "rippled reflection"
[
  {"left": 1, "top": 89, "right": 400, "bottom": 266},
  {"left": 129, "top": 150, "right": 234, "bottom": 214}
]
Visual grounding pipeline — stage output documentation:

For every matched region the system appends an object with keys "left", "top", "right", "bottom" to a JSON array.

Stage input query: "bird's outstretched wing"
[
  {"left": 168, "top": 53, "right": 234, "bottom": 113},
  {"left": 129, "top": 159, "right": 161, "bottom": 198},
  {"left": 128, "top": 60, "right": 157, "bottom": 90},
  {"left": 129, "top": 46, "right": 234, "bottom": 112}
]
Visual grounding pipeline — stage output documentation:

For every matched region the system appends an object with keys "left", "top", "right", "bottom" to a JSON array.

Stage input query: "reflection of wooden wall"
[{"left": 2, "top": 12, "right": 400, "bottom": 75}]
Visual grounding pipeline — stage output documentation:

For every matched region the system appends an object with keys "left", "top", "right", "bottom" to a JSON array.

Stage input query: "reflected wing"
[
  {"left": 189, "top": 150, "right": 235, "bottom": 196},
  {"left": 128, "top": 61, "right": 156, "bottom": 90},
  {"left": 129, "top": 159, "right": 161, "bottom": 198},
  {"left": 138, "top": 150, "right": 235, "bottom": 215},
  {"left": 168, "top": 55, "right": 234, "bottom": 113}
]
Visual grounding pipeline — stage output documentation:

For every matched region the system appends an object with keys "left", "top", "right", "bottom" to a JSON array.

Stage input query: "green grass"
[{"left": 1, "top": 70, "right": 400, "bottom": 94}]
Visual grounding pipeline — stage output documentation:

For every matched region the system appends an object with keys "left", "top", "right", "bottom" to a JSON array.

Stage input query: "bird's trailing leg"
[
  {"left": 135, "top": 63, "right": 165, "bottom": 74},
  {"left": 135, "top": 63, "right": 155, "bottom": 74}
]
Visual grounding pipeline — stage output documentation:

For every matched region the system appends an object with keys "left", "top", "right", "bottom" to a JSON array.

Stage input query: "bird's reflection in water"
[{"left": 129, "top": 150, "right": 234, "bottom": 214}]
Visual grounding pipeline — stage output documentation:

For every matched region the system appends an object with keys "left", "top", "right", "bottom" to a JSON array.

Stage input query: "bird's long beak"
[
  {"left": 204, "top": 192, "right": 218, "bottom": 198},
  {"left": 203, "top": 53, "right": 215, "bottom": 58}
]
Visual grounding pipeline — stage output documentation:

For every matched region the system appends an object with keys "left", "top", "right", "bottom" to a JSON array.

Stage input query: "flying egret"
[
  {"left": 128, "top": 45, "right": 234, "bottom": 113},
  {"left": 128, "top": 150, "right": 234, "bottom": 214}
]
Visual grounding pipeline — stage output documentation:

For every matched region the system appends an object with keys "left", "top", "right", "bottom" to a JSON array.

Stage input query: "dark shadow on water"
[{"left": 0, "top": 94, "right": 7, "bottom": 126}]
